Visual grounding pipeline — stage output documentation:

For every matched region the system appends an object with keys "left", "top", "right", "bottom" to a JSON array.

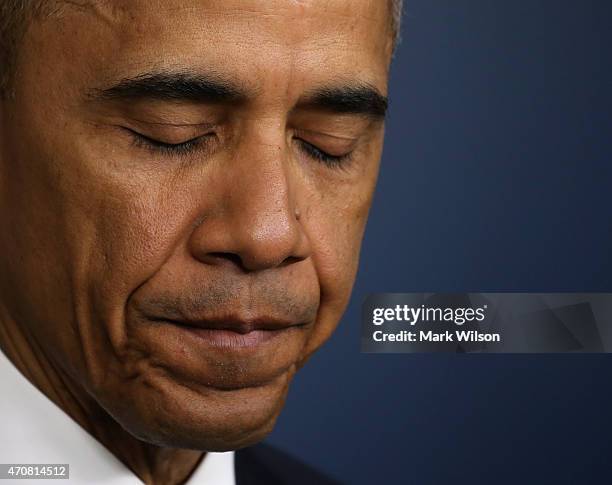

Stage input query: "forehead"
[{"left": 36, "top": 0, "right": 392, "bottom": 97}]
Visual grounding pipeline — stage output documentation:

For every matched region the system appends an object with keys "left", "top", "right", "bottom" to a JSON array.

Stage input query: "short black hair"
[{"left": 0, "top": 1, "right": 43, "bottom": 97}]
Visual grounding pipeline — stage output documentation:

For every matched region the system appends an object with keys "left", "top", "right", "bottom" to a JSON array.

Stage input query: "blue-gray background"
[{"left": 268, "top": 2, "right": 612, "bottom": 484}]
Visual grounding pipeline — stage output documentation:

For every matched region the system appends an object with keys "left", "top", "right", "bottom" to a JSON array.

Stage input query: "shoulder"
[{"left": 235, "top": 442, "right": 343, "bottom": 485}]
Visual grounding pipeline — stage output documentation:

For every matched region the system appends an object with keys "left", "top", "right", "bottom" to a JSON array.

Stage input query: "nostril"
[
  {"left": 278, "top": 255, "right": 304, "bottom": 268},
  {"left": 207, "top": 252, "right": 244, "bottom": 267}
]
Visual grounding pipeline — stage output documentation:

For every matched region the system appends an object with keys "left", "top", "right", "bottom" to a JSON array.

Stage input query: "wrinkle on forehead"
[
  {"left": 40, "top": 0, "right": 390, "bottom": 38},
  {"left": 42, "top": 0, "right": 389, "bottom": 45},
  {"left": 44, "top": 0, "right": 130, "bottom": 28},
  {"left": 33, "top": 0, "right": 391, "bottom": 91}
]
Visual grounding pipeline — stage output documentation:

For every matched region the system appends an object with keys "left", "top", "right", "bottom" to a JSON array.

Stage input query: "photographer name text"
[{"left": 370, "top": 304, "right": 501, "bottom": 343}]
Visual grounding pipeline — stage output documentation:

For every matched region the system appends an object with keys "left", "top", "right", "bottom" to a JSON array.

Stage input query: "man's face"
[{"left": 0, "top": 0, "right": 392, "bottom": 449}]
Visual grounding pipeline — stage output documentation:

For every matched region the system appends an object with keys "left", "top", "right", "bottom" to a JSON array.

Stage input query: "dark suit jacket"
[{"left": 235, "top": 443, "right": 342, "bottom": 485}]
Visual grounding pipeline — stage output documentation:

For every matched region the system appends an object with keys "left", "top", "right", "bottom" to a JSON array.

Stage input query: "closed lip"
[
  {"left": 147, "top": 315, "right": 305, "bottom": 334},
  {"left": 146, "top": 315, "right": 305, "bottom": 350}
]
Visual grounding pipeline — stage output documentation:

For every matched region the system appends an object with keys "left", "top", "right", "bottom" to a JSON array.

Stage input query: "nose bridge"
[
  {"left": 189, "top": 124, "right": 310, "bottom": 271},
  {"left": 229, "top": 138, "right": 297, "bottom": 239},
  {"left": 231, "top": 147, "right": 299, "bottom": 248}
]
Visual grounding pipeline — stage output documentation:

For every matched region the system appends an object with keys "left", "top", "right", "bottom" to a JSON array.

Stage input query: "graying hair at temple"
[{"left": 391, "top": 0, "right": 404, "bottom": 45}]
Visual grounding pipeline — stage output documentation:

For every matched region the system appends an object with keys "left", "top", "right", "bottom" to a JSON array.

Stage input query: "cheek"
[
  {"left": 314, "top": 215, "right": 365, "bottom": 298},
  {"left": 47, "top": 161, "right": 205, "bottom": 388},
  {"left": 299, "top": 188, "right": 372, "bottom": 359},
  {"left": 310, "top": 164, "right": 377, "bottom": 298},
  {"left": 70, "top": 169, "right": 199, "bottom": 351},
  {"left": 90, "top": 187, "right": 185, "bottom": 295},
  {"left": 7, "top": 116, "right": 195, "bottom": 370}
]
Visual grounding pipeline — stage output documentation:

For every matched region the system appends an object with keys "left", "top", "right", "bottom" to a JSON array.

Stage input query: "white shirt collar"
[{"left": 0, "top": 349, "right": 235, "bottom": 485}]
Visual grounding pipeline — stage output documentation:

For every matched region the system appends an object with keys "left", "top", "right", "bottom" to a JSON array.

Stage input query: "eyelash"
[
  {"left": 296, "top": 139, "right": 353, "bottom": 168},
  {"left": 126, "top": 128, "right": 213, "bottom": 157},
  {"left": 127, "top": 129, "right": 352, "bottom": 168}
]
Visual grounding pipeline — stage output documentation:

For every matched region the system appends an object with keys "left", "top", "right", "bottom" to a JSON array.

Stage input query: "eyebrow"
[
  {"left": 89, "top": 71, "right": 247, "bottom": 103},
  {"left": 89, "top": 70, "right": 388, "bottom": 119},
  {"left": 299, "top": 84, "right": 389, "bottom": 120}
]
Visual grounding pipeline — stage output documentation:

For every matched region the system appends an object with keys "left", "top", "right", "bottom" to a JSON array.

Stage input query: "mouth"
[
  {"left": 147, "top": 315, "right": 307, "bottom": 350},
  {"left": 128, "top": 308, "right": 313, "bottom": 389}
]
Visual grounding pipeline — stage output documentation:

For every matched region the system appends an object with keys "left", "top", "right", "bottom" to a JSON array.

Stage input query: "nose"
[{"left": 188, "top": 141, "right": 311, "bottom": 272}]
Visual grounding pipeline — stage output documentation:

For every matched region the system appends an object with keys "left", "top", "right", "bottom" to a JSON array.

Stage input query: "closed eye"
[
  {"left": 295, "top": 138, "right": 353, "bottom": 168},
  {"left": 125, "top": 128, "right": 215, "bottom": 156}
]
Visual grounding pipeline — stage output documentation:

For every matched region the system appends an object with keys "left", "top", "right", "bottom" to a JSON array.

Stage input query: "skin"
[{"left": 0, "top": 1, "right": 393, "bottom": 483}]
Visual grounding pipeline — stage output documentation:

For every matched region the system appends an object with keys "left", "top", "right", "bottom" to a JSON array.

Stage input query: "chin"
[{"left": 97, "top": 366, "right": 293, "bottom": 451}]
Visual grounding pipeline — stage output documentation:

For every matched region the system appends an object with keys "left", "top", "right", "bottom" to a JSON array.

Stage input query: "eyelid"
[
  {"left": 128, "top": 118, "right": 217, "bottom": 129},
  {"left": 122, "top": 122, "right": 215, "bottom": 141},
  {"left": 294, "top": 128, "right": 359, "bottom": 144},
  {"left": 294, "top": 138, "right": 354, "bottom": 169},
  {"left": 291, "top": 127, "right": 358, "bottom": 168},
  {"left": 293, "top": 128, "right": 358, "bottom": 156},
  {"left": 123, "top": 127, "right": 216, "bottom": 156},
  {"left": 125, "top": 127, "right": 201, "bottom": 145}
]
